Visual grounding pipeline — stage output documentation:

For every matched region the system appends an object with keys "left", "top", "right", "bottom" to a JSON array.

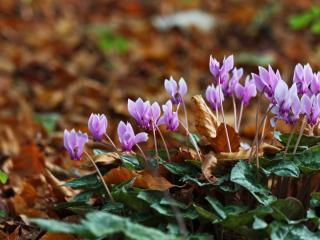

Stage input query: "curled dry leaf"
[
  {"left": 94, "top": 152, "right": 121, "bottom": 166},
  {"left": 170, "top": 147, "right": 200, "bottom": 163},
  {"left": 104, "top": 167, "right": 174, "bottom": 190},
  {"left": 215, "top": 143, "right": 281, "bottom": 161},
  {"left": 191, "top": 95, "right": 220, "bottom": 140},
  {"left": 43, "top": 169, "right": 77, "bottom": 201},
  {"left": 211, "top": 123, "right": 240, "bottom": 152},
  {"left": 201, "top": 153, "right": 218, "bottom": 183}
]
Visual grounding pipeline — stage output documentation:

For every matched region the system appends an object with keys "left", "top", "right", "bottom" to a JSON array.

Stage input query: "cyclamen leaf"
[
  {"left": 32, "top": 211, "right": 175, "bottom": 240},
  {"left": 230, "top": 161, "right": 275, "bottom": 205},
  {"left": 280, "top": 133, "right": 320, "bottom": 148}
]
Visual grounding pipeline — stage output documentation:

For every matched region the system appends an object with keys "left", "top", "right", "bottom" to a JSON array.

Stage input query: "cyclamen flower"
[
  {"left": 301, "top": 94, "right": 320, "bottom": 126},
  {"left": 222, "top": 67, "right": 243, "bottom": 96},
  {"left": 164, "top": 76, "right": 187, "bottom": 105},
  {"left": 128, "top": 98, "right": 160, "bottom": 131},
  {"left": 158, "top": 100, "right": 179, "bottom": 131},
  {"left": 209, "top": 55, "right": 234, "bottom": 85},
  {"left": 271, "top": 81, "right": 300, "bottom": 125},
  {"left": 293, "top": 63, "right": 313, "bottom": 95},
  {"left": 235, "top": 76, "right": 257, "bottom": 105},
  {"left": 252, "top": 65, "right": 281, "bottom": 101},
  {"left": 117, "top": 121, "right": 148, "bottom": 151},
  {"left": 88, "top": 113, "right": 107, "bottom": 141},
  {"left": 310, "top": 72, "right": 320, "bottom": 95},
  {"left": 64, "top": 129, "right": 88, "bottom": 160},
  {"left": 205, "top": 84, "right": 224, "bottom": 110}
]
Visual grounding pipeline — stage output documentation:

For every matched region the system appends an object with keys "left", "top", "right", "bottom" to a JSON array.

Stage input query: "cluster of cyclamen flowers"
[
  {"left": 63, "top": 54, "right": 320, "bottom": 161},
  {"left": 63, "top": 76, "right": 187, "bottom": 160}
]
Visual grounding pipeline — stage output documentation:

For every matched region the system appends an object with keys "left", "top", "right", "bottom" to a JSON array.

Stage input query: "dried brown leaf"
[
  {"left": 41, "top": 233, "right": 76, "bottom": 240},
  {"left": 211, "top": 124, "right": 240, "bottom": 153},
  {"left": 201, "top": 153, "right": 217, "bottom": 183},
  {"left": 94, "top": 152, "right": 120, "bottom": 166},
  {"left": 104, "top": 167, "right": 174, "bottom": 190},
  {"left": 44, "top": 169, "right": 76, "bottom": 201},
  {"left": 191, "top": 95, "right": 220, "bottom": 140}
]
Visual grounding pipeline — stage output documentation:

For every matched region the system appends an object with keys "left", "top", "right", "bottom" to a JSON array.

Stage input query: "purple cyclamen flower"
[
  {"left": 164, "top": 76, "right": 187, "bottom": 105},
  {"left": 293, "top": 63, "right": 313, "bottom": 95},
  {"left": 235, "top": 76, "right": 257, "bottom": 105},
  {"left": 222, "top": 67, "right": 243, "bottom": 96},
  {"left": 271, "top": 81, "right": 300, "bottom": 125},
  {"left": 128, "top": 98, "right": 161, "bottom": 131},
  {"left": 117, "top": 121, "right": 148, "bottom": 151},
  {"left": 64, "top": 129, "right": 88, "bottom": 160},
  {"left": 301, "top": 94, "right": 320, "bottom": 126},
  {"left": 209, "top": 55, "right": 234, "bottom": 85},
  {"left": 158, "top": 100, "right": 179, "bottom": 131},
  {"left": 252, "top": 65, "right": 281, "bottom": 101},
  {"left": 205, "top": 84, "right": 224, "bottom": 110},
  {"left": 88, "top": 113, "right": 107, "bottom": 141},
  {"left": 310, "top": 72, "right": 320, "bottom": 95}
]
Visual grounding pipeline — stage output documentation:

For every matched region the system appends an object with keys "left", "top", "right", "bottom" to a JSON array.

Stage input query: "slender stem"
[
  {"left": 260, "top": 115, "right": 268, "bottom": 142},
  {"left": 215, "top": 107, "right": 219, "bottom": 121},
  {"left": 155, "top": 125, "right": 170, "bottom": 160},
  {"left": 284, "top": 122, "right": 298, "bottom": 157},
  {"left": 218, "top": 79, "right": 232, "bottom": 152},
  {"left": 181, "top": 99, "right": 189, "bottom": 133},
  {"left": 152, "top": 122, "right": 159, "bottom": 157},
  {"left": 84, "top": 151, "right": 115, "bottom": 203},
  {"left": 179, "top": 119, "right": 202, "bottom": 161},
  {"left": 237, "top": 102, "right": 244, "bottom": 132},
  {"left": 249, "top": 93, "right": 261, "bottom": 159},
  {"left": 249, "top": 105, "right": 273, "bottom": 163},
  {"left": 135, "top": 144, "right": 148, "bottom": 161},
  {"left": 293, "top": 118, "right": 307, "bottom": 155},
  {"left": 232, "top": 94, "right": 237, "bottom": 131},
  {"left": 104, "top": 133, "right": 119, "bottom": 152}
]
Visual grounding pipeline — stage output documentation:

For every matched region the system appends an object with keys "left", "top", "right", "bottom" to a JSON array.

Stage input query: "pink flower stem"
[
  {"left": 104, "top": 133, "right": 119, "bottom": 152},
  {"left": 215, "top": 108, "right": 219, "bottom": 121},
  {"left": 232, "top": 94, "right": 237, "bottom": 131},
  {"left": 152, "top": 122, "right": 159, "bottom": 157},
  {"left": 179, "top": 119, "right": 202, "bottom": 161},
  {"left": 84, "top": 151, "right": 115, "bottom": 203},
  {"left": 237, "top": 101, "right": 244, "bottom": 132},
  {"left": 293, "top": 117, "right": 307, "bottom": 155},
  {"left": 218, "top": 79, "right": 232, "bottom": 153},
  {"left": 284, "top": 122, "right": 298, "bottom": 157},
  {"left": 155, "top": 125, "right": 170, "bottom": 161}
]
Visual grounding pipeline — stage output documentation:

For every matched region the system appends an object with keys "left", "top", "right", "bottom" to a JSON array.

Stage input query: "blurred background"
[{"left": 1, "top": 0, "right": 320, "bottom": 227}]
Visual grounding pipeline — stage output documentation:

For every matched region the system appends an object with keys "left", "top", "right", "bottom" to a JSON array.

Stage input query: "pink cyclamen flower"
[
  {"left": 64, "top": 129, "right": 88, "bottom": 160},
  {"left": 252, "top": 65, "right": 281, "bottom": 101},
  {"left": 301, "top": 94, "right": 320, "bottom": 126},
  {"left": 222, "top": 67, "right": 243, "bottom": 96},
  {"left": 128, "top": 98, "right": 160, "bottom": 131},
  {"left": 164, "top": 76, "right": 187, "bottom": 105},
  {"left": 117, "top": 121, "right": 148, "bottom": 151},
  {"left": 88, "top": 113, "right": 107, "bottom": 141},
  {"left": 158, "top": 100, "right": 179, "bottom": 131},
  {"left": 209, "top": 55, "right": 234, "bottom": 85},
  {"left": 310, "top": 72, "right": 320, "bottom": 95},
  {"left": 235, "top": 76, "right": 257, "bottom": 105},
  {"left": 293, "top": 63, "right": 313, "bottom": 95},
  {"left": 271, "top": 81, "right": 300, "bottom": 125},
  {"left": 205, "top": 84, "right": 224, "bottom": 110}
]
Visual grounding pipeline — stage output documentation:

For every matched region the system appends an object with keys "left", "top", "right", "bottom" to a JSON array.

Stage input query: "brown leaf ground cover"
[{"left": 0, "top": 0, "right": 319, "bottom": 239}]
